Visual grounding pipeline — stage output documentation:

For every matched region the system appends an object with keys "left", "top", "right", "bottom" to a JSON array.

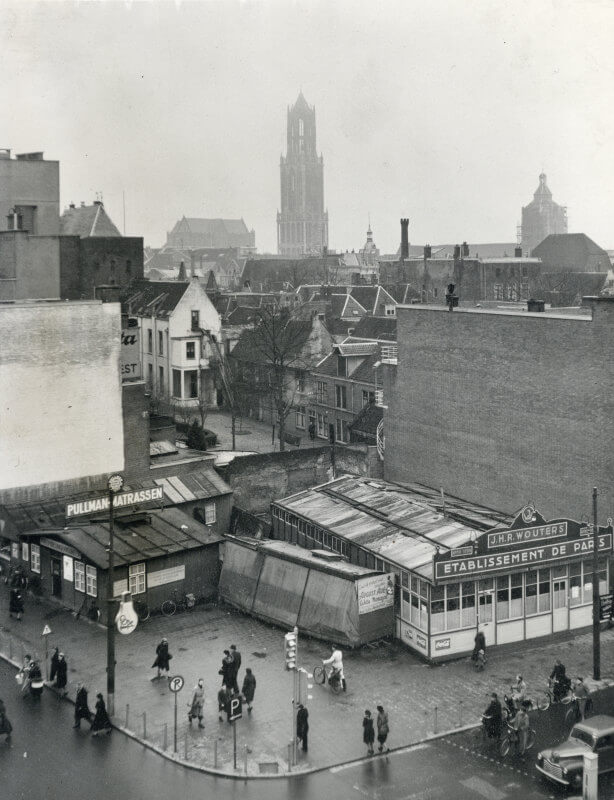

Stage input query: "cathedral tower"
[
  {"left": 521, "top": 173, "right": 567, "bottom": 254},
  {"left": 277, "top": 92, "right": 328, "bottom": 256}
]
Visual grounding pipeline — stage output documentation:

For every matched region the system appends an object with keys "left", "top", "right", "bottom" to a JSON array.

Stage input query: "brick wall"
[
  {"left": 384, "top": 298, "right": 614, "bottom": 519},
  {"left": 122, "top": 381, "right": 150, "bottom": 481}
]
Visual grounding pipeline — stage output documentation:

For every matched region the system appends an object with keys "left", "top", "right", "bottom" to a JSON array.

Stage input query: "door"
[
  {"left": 552, "top": 578, "right": 568, "bottom": 632},
  {"left": 50, "top": 558, "right": 62, "bottom": 598},
  {"left": 477, "top": 590, "right": 495, "bottom": 645}
]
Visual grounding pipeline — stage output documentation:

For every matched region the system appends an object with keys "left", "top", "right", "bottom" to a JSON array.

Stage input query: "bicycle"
[
  {"left": 540, "top": 678, "right": 574, "bottom": 709},
  {"left": 313, "top": 663, "right": 342, "bottom": 694},
  {"left": 161, "top": 590, "right": 196, "bottom": 617},
  {"left": 499, "top": 721, "right": 536, "bottom": 757},
  {"left": 564, "top": 694, "right": 594, "bottom": 730},
  {"left": 507, "top": 686, "right": 550, "bottom": 712}
]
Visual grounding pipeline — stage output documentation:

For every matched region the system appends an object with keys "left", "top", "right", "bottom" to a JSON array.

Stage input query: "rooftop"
[{"left": 60, "top": 201, "right": 122, "bottom": 238}]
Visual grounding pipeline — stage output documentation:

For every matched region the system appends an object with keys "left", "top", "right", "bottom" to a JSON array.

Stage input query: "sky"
[{"left": 2, "top": 0, "right": 613, "bottom": 253}]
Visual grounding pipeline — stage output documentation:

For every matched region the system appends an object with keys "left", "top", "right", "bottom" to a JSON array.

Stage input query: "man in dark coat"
[
  {"left": 91, "top": 693, "right": 112, "bottom": 735},
  {"left": 229, "top": 644, "right": 241, "bottom": 693},
  {"left": 152, "top": 638, "right": 171, "bottom": 679},
  {"left": 49, "top": 648, "right": 60, "bottom": 683},
  {"left": 55, "top": 653, "right": 68, "bottom": 696},
  {"left": 9, "top": 589, "right": 23, "bottom": 620},
  {"left": 241, "top": 668, "right": 256, "bottom": 713},
  {"left": 74, "top": 684, "right": 92, "bottom": 728},
  {"left": 482, "top": 693, "right": 503, "bottom": 739},
  {"left": 550, "top": 659, "right": 570, "bottom": 702},
  {"left": 296, "top": 703, "right": 309, "bottom": 752},
  {"left": 472, "top": 630, "right": 486, "bottom": 660},
  {"left": 220, "top": 650, "right": 234, "bottom": 687}
]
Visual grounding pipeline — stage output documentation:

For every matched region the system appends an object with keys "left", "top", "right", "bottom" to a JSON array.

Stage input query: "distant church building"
[
  {"left": 277, "top": 92, "right": 328, "bottom": 256},
  {"left": 521, "top": 173, "right": 567, "bottom": 254}
]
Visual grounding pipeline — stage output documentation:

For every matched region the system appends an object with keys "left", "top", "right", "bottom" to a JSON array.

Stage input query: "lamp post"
[
  {"left": 106, "top": 473, "right": 124, "bottom": 716},
  {"left": 592, "top": 487, "right": 600, "bottom": 681}
]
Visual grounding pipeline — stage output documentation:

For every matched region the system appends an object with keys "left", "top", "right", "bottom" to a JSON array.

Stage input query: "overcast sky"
[{"left": 2, "top": 0, "right": 613, "bottom": 253}]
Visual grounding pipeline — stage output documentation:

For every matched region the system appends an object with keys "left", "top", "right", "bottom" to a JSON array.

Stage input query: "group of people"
[{"left": 362, "top": 706, "right": 390, "bottom": 756}]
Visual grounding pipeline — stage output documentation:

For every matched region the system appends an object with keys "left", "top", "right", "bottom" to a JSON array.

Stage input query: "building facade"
[
  {"left": 521, "top": 173, "right": 568, "bottom": 254},
  {"left": 277, "top": 93, "right": 328, "bottom": 256}
]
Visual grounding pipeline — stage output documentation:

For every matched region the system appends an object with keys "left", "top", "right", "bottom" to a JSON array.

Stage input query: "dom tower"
[{"left": 277, "top": 93, "right": 329, "bottom": 256}]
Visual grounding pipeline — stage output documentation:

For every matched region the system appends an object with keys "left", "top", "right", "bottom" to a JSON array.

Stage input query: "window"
[
  {"left": 191, "top": 310, "right": 200, "bottom": 331},
  {"left": 75, "top": 561, "right": 85, "bottom": 593},
  {"left": 494, "top": 284, "right": 503, "bottom": 300},
  {"left": 362, "top": 390, "right": 375, "bottom": 406},
  {"left": 147, "top": 329, "right": 153, "bottom": 354},
  {"left": 525, "top": 569, "right": 551, "bottom": 615},
  {"left": 204, "top": 502, "right": 216, "bottom": 524},
  {"left": 129, "top": 563, "right": 146, "bottom": 595},
  {"left": 148, "top": 363, "right": 153, "bottom": 387},
  {"left": 22, "top": 542, "right": 29, "bottom": 562},
  {"left": 431, "top": 581, "right": 477, "bottom": 631},
  {"left": 187, "top": 370, "right": 198, "bottom": 398},
  {"left": 186, "top": 341, "right": 196, "bottom": 360},
  {"left": 158, "top": 330, "right": 164, "bottom": 355},
  {"left": 385, "top": 305, "right": 396, "bottom": 316},
  {"left": 30, "top": 544, "right": 40, "bottom": 574},
  {"left": 173, "top": 369, "right": 182, "bottom": 398},
  {"left": 86, "top": 565, "right": 97, "bottom": 597},
  {"left": 335, "top": 384, "right": 347, "bottom": 409},
  {"left": 159, "top": 366, "right": 164, "bottom": 391},
  {"left": 295, "top": 370, "right": 306, "bottom": 392},
  {"left": 336, "top": 418, "right": 349, "bottom": 443},
  {"left": 316, "top": 381, "right": 328, "bottom": 404},
  {"left": 316, "top": 413, "right": 326, "bottom": 437},
  {"left": 295, "top": 405, "right": 306, "bottom": 429}
]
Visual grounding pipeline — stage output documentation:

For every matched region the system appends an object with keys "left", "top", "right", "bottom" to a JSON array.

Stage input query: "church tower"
[
  {"left": 521, "top": 173, "right": 567, "bottom": 254},
  {"left": 277, "top": 93, "right": 328, "bottom": 256}
]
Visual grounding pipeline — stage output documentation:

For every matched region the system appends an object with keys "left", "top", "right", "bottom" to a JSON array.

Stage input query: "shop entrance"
[
  {"left": 50, "top": 558, "right": 62, "bottom": 598},
  {"left": 552, "top": 578, "right": 568, "bottom": 632},
  {"left": 477, "top": 587, "right": 495, "bottom": 644}
]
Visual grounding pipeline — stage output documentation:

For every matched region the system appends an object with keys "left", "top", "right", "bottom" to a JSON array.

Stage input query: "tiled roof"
[
  {"left": 225, "top": 305, "right": 259, "bottom": 325},
  {"left": 231, "top": 317, "right": 314, "bottom": 363},
  {"left": 532, "top": 234, "right": 610, "bottom": 269},
  {"left": 346, "top": 316, "right": 397, "bottom": 342},
  {"left": 349, "top": 403, "right": 383, "bottom": 436},
  {"left": 60, "top": 202, "right": 122, "bottom": 238},
  {"left": 349, "top": 351, "right": 379, "bottom": 383},
  {"left": 170, "top": 218, "right": 250, "bottom": 236},
  {"left": 121, "top": 280, "right": 189, "bottom": 317}
]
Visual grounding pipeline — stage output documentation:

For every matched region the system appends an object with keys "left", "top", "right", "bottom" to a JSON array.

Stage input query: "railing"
[{"left": 380, "top": 344, "right": 398, "bottom": 362}]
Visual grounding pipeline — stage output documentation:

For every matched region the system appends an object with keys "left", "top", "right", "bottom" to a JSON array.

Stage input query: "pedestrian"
[
  {"left": 188, "top": 679, "right": 205, "bottom": 729},
  {"left": 376, "top": 705, "right": 389, "bottom": 753},
  {"left": 0, "top": 698, "right": 12, "bottom": 743},
  {"left": 90, "top": 693, "right": 112, "bottom": 736},
  {"left": 219, "top": 650, "right": 234, "bottom": 687},
  {"left": 229, "top": 644, "right": 241, "bottom": 693},
  {"left": 49, "top": 647, "right": 60, "bottom": 683},
  {"left": 9, "top": 588, "right": 23, "bottom": 620},
  {"left": 482, "top": 693, "right": 503, "bottom": 740},
  {"left": 55, "top": 652, "right": 68, "bottom": 697},
  {"left": 513, "top": 702, "right": 530, "bottom": 751},
  {"left": 472, "top": 629, "right": 486, "bottom": 661},
  {"left": 296, "top": 703, "right": 309, "bottom": 752},
  {"left": 151, "top": 638, "right": 172, "bottom": 680},
  {"left": 218, "top": 685, "right": 232, "bottom": 721},
  {"left": 241, "top": 667, "right": 256, "bottom": 713},
  {"left": 308, "top": 421, "right": 316, "bottom": 441},
  {"left": 363, "top": 709, "right": 375, "bottom": 756},
  {"left": 73, "top": 684, "right": 92, "bottom": 729}
]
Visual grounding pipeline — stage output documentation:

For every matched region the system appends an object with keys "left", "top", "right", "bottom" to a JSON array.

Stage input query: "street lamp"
[{"left": 106, "top": 473, "right": 123, "bottom": 716}]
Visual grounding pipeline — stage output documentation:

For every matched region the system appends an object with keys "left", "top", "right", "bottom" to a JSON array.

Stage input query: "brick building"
[{"left": 384, "top": 297, "right": 614, "bottom": 521}]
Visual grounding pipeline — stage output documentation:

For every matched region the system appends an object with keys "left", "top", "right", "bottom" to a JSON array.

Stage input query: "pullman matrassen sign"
[
  {"left": 434, "top": 506, "right": 613, "bottom": 582},
  {"left": 65, "top": 486, "right": 165, "bottom": 519}
]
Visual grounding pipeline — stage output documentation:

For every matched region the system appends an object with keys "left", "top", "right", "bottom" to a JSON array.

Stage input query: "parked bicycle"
[
  {"left": 499, "top": 720, "right": 536, "bottom": 757},
  {"left": 161, "top": 590, "right": 196, "bottom": 617},
  {"left": 313, "top": 663, "right": 342, "bottom": 694}
]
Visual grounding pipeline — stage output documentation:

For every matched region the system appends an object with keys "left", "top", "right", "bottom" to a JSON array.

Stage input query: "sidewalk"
[
  {"left": 203, "top": 410, "right": 319, "bottom": 454},
  {"left": 1, "top": 585, "right": 614, "bottom": 776}
]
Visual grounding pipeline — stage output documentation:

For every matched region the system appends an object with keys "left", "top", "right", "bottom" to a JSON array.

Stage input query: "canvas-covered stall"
[{"left": 218, "top": 538, "right": 394, "bottom": 647}]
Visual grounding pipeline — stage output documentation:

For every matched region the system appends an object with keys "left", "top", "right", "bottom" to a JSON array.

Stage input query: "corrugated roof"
[{"left": 274, "top": 476, "right": 511, "bottom": 581}]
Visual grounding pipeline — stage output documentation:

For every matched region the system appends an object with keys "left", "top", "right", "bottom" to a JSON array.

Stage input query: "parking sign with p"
[{"left": 228, "top": 694, "right": 242, "bottom": 722}]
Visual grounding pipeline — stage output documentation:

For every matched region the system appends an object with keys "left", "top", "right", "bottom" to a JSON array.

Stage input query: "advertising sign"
[
  {"left": 121, "top": 328, "right": 141, "bottom": 380},
  {"left": 357, "top": 574, "right": 395, "bottom": 614},
  {"left": 115, "top": 591, "right": 138, "bottom": 635},
  {"left": 65, "top": 486, "right": 164, "bottom": 518},
  {"left": 62, "top": 555, "right": 73, "bottom": 582},
  {"left": 434, "top": 507, "right": 614, "bottom": 582}
]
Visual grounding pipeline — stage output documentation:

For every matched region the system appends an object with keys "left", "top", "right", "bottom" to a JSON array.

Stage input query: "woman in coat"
[
  {"left": 241, "top": 668, "right": 256, "bottom": 713},
  {"left": 188, "top": 679, "right": 205, "bottom": 729},
  {"left": 376, "top": 705, "right": 389, "bottom": 753},
  {"left": 91, "top": 693, "right": 112, "bottom": 736},
  {"left": 363, "top": 709, "right": 375, "bottom": 756},
  {"left": 220, "top": 650, "right": 234, "bottom": 687},
  {"left": 55, "top": 653, "right": 68, "bottom": 696},
  {"left": 152, "top": 638, "right": 171, "bottom": 679},
  {"left": 73, "top": 684, "right": 92, "bottom": 729}
]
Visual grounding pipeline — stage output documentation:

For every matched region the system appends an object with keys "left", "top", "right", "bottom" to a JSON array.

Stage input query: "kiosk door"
[{"left": 552, "top": 577, "right": 568, "bottom": 632}]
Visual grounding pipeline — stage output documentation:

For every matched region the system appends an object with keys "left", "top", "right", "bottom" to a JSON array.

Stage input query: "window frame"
[
  {"left": 335, "top": 384, "right": 347, "bottom": 409},
  {"left": 129, "top": 563, "right": 146, "bottom": 595},
  {"left": 74, "top": 561, "right": 86, "bottom": 593},
  {"left": 86, "top": 565, "right": 97, "bottom": 598},
  {"left": 205, "top": 501, "right": 216, "bottom": 525},
  {"left": 186, "top": 341, "right": 196, "bottom": 360},
  {"left": 30, "top": 543, "right": 41, "bottom": 574}
]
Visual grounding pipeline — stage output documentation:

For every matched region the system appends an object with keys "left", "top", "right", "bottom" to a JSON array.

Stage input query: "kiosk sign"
[{"left": 434, "top": 507, "right": 613, "bottom": 582}]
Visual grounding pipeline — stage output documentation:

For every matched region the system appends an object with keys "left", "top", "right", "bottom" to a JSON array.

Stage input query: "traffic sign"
[
  {"left": 42, "top": 624, "right": 52, "bottom": 636},
  {"left": 168, "top": 675, "right": 184, "bottom": 693},
  {"left": 228, "top": 695, "right": 242, "bottom": 722}
]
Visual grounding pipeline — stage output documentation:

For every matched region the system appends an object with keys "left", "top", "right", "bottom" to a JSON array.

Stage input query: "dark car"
[{"left": 536, "top": 715, "right": 614, "bottom": 789}]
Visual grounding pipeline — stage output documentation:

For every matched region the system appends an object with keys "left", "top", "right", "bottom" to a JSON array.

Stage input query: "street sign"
[
  {"left": 168, "top": 675, "right": 184, "bottom": 693},
  {"left": 42, "top": 624, "right": 52, "bottom": 636},
  {"left": 228, "top": 695, "right": 242, "bottom": 722}
]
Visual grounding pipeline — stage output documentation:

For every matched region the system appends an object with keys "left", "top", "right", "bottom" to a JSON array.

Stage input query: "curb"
[{"left": 0, "top": 647, "right": 481, "bottom": 780}]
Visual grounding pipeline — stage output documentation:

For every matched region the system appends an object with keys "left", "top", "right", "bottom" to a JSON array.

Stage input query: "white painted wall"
[{"left": 0, "top": 300, "right": 124, "bottom": 490}]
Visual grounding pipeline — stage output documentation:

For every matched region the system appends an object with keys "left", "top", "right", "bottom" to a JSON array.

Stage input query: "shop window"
[
  {"left": 75, "top": 561, "right": 85, "bottom": 593},
  {"left": 510, "top": 572, "right": 523, "bottom": 617},
  {"left": 402, "top": 588, "right": 411, "bottom": 621},
  {"left": 583, "top": 561, "right": 594, "bottom": 605},
  {"left": 401, "top": 572, "right": 409, "bottom": 589},
  {"left": 30, "top": 544, "right": 41, "bottom": 574},
  {"left": 538, "top": 569, "right": 551, "bottom": 613},
  {"left": 86, "top": 565, "right": 97, "bottom": 597},
  {"left": 525, "top": 570, "right": 538, "bottom": 615},
  {"left": 496, "top": 575, "right": 510, "bottom": 620},
  {"left": 461, "top": 581, "right": 476, "bottom": 627},
  {"left": 445, "top": 583, "right": 460, "bottom": 629},
  {"left": 129, "top": 563, "right": 146, "bottom": 595},
  {"left": 431, "top": 584, "right": 445, "bottom": 633},
  {"left": 570, "top": 562, "right": 582, "bottom": 607},
  {"left": 22, "top": 542, "right": 29, "bottom": 562}
]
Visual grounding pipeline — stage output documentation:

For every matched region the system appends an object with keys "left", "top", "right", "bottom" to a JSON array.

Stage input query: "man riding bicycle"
[
  {"left": 550, "top": 659, "right": 571, "bottom": 702},
  {"left": 323, "top": 645, "right": 346, "bottom": 692}
]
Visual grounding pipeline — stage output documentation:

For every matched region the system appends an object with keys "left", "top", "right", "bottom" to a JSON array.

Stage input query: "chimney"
[
  {"left": 515, "top": 246, "right": 523, "bottom": 258},
  {"left": 424, "top": 244, "right": 432, "bottom": 259},
  {"left": 400, "top": 218, "right": 409, "bottom": 260},
  {"left": 69, "top": 203, "right": 75, "bottom": 209}
]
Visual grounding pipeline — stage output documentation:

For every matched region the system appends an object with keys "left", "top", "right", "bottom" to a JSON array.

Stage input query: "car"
[{"left": 536, "top": 714, "right": 614, "bottom": 789}]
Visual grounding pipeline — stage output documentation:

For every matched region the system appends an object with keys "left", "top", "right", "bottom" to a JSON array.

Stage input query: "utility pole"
[
  {"left": 107, "top": 473, "right": 124, "bottom": 716},
  {"left": 592, "top": 486, "right": 600, "bottom": 681}
]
